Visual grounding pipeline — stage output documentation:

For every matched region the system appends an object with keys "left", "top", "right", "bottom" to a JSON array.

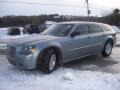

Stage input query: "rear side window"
[
  {"left": 89, "top": 24, "right": 103, "bottom": 33},
  {"left": 75, "top": 24, "right": 89, "bottom": 35},
  {"left": 101, "top": 24, "right": 112, "bottom": 31}
]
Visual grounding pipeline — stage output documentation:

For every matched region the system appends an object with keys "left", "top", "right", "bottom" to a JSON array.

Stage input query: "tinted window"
[
  {"left": 89, "top": 24, "right": 102, "bottom": 33},
  {"left": 74, "top": 24, "right": 89, "bottom": 35}
]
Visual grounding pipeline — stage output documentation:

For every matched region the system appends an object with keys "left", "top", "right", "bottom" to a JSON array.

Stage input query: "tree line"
[{"left": 0, "top": 9, "right": 119, "bottom": 27}]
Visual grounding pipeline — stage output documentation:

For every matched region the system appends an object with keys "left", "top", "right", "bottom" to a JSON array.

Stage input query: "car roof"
[{"left": 57, "top": 21, "right": 105, "bottom": 26}]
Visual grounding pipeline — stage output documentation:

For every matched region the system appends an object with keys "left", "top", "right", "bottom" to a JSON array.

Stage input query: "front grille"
[{"left": 7, "top": 46, "right": 16, "bottom": 57}]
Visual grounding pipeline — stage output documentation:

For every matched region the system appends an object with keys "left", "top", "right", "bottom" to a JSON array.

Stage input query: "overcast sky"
[{"left": 0, "top": 0, "right": 120, "bottom": 17}]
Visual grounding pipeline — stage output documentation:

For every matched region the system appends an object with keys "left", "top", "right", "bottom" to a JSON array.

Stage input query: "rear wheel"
[
  {"left": 102, "top": 40, "right": 113, "bottom": 57},
  {"left": 40, "top": 49, "right": 57, "bottom": 74}
]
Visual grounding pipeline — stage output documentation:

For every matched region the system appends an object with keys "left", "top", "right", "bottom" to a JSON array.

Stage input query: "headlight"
[{"left": 20, "top": 45, "right": 36, "bottom": 55}]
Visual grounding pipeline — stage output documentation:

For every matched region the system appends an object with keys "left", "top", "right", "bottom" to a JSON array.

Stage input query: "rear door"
[{"left": 88, "top": 24, "right": 105, "bottom": 54}]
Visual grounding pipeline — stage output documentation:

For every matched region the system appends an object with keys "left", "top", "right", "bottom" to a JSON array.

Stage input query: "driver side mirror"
[{"left": 71, "top": 31, "right": 80, "bottom": 37}]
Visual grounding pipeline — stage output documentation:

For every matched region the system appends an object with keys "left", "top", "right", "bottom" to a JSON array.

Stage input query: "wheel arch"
[
  {"left": 36, "top": 45, "right": 63, "bottom": 68},
  {"left": 102, "top": 38, "right": 113, "bottom": 57},
  {"left": 45, "top": 46, "right": 63, "bottom": 63},
  {"left": 105, "top": 38, "right": 114, "bottom": 47}
]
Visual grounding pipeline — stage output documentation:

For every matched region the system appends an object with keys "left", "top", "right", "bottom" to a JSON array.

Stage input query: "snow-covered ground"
[
  {"left": 0, "top": 64, "right": 120, "bottom": 90},
  {"left": 0, "top": 28, "right": 8, "bottom": 36}
]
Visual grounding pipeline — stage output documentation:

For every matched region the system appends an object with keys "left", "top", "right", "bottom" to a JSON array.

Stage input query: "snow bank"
[
  {"left": 0, "top": 27, "right": 23, "bottom": 36},
  {"left": 0, "top": 27, "right": 28, "bottom": 43},
  {"left": 63, "top": 72, "right": 75, "bottom": 81},
  {"left": 112, "top": 26, "right": 120, "bottom": 33},
  {"left": 0, "top": 28, "right": 8, "bottom": 36},
  {"left": 0, "top": 65, "right": 120, "bottom": 90}
]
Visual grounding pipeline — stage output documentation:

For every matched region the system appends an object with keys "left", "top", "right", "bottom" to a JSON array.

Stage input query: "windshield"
[{"left": 42, "top": 24, "right": 73, "bottom": 36}]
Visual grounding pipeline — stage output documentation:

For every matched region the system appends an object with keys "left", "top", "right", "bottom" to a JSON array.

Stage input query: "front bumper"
[
  {"left": 7, "top": 49, "right": 38, "bottom": 70},
  {"left": 7, "top": 55, "right": 37, "bottom": 69}
]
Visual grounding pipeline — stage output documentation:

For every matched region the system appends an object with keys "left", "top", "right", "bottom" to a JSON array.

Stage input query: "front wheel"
[
  {"left": 102, "top": 41, "right": 113, "bottom": 57},
  {"left": 40, "top": 49, "right": 57, "bottom": 74}
]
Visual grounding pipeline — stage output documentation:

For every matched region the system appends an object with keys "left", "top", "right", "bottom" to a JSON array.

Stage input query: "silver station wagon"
[{"left": 7, "top": 21, "right": 116, "bottom": 74}]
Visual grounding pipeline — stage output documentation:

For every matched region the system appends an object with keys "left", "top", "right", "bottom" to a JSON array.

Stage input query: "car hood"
[{"left": 8, "top": 34, "right": 60, "bottom": 46}]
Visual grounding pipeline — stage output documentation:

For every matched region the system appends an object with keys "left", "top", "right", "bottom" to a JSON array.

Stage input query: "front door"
[{"left": 64, "top": 24, "right": 91, "bottom": 62}]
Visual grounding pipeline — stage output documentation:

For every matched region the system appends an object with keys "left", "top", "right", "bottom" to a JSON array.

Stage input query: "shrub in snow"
[{"left": 63, "top": 72, "right": 75, "bottom": 81}]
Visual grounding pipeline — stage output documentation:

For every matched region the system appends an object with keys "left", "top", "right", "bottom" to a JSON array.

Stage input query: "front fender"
[{"left": 35, "top": 41, "right": 63, "bottom": 66}]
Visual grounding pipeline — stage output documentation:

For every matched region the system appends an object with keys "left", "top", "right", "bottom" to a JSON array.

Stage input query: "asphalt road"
[{"left": 0, "top": 47, "right": 120, "bottom": 74}]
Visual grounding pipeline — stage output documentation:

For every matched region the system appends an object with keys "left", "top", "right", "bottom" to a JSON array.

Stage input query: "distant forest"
[{"left": 0, "top": 9, "right": 120, "bottom": 27}]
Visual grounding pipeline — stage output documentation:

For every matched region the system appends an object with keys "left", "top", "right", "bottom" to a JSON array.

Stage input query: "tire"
[
  {"left": 40, "top": 49, "right": 57, "bottom": 74},
  {"left": 102, "top": 40, "right": 113, "bottom": 57}
]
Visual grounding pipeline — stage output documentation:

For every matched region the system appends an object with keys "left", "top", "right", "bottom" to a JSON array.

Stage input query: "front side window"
[
  {"left": 74, "top": 24, "right": 89, "bottom": 35},
  {"left": 42, "top": 24, "right": 73, "bottom": 36},
  {"left": 89, "top": 24, "right": 103, "bottom": 33}
]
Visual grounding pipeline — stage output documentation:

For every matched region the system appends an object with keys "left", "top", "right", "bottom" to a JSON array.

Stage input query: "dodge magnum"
[{"left": 7, "top": 22, "right": 116, "bottom": 74}]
